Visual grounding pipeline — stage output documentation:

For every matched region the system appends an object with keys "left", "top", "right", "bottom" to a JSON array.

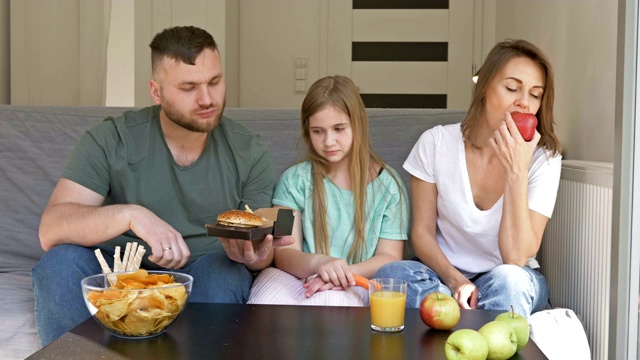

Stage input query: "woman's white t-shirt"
[{"left": 403, "top": 123, "right": 562, "bottom": 278}]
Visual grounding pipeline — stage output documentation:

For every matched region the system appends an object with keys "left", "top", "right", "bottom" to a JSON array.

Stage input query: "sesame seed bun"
[{"left": 216, "top": 210, "right": 264, "bottom": 228}]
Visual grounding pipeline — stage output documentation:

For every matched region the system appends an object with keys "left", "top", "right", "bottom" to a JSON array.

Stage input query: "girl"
[
  {"left": 248, "top": 75, "right": 409, "bottom": 306},
  {"left": 375, "top": 39, "right": 562, "bottom": 318}
]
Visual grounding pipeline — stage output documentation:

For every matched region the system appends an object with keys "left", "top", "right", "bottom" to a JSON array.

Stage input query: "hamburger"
[{"left": 215, "top": 209, "right": 264, "bottom": 229}]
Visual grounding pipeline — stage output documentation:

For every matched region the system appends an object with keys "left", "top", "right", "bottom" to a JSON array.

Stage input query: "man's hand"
[
  {"left": 272, "top": 235, "right": 296, "bottom": 248},
  {"left": 129, "top": 206, "right": 190, "bottom": 269},
  {"left": 219, "top": 235, "right": 294, "bottom": 270}
]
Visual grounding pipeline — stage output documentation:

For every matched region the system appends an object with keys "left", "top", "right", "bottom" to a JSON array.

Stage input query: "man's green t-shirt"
[{"left": 62, "top": 106, "right": 275, "bottom": 268}]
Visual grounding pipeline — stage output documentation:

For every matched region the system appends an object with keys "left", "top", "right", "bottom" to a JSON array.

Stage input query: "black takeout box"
[{"left": 205, "top": 208, "right": 294, "bottom": 240}]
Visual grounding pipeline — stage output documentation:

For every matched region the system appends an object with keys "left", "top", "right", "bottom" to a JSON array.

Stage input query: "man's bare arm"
[
  {"left": 39, "top": 179, "right": 131, "bottom": 250},
  {"left": 39, "top": 178, "right": 190, "bottom": 268}
]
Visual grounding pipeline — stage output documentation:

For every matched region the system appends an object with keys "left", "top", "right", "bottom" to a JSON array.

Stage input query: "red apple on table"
[
  {"left": 419, "top": 292, "right": 460, "bottom": 330},
  {"left": 510, "top": 111, "right": 538, "bottom": 141}
]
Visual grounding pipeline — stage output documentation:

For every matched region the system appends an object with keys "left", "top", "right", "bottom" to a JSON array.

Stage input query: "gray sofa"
[{"left": 0, "top": 105, "right": 466, "bottom": 359}]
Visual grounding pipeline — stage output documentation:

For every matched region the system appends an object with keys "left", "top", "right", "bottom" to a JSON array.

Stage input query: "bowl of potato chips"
[{"left": 81, "top": 269, "right": 193, "bottom": 339}]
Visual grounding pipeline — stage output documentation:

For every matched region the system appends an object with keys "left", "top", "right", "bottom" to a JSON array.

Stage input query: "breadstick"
[
  {"left": 94, "top": 249, "right": 116, "bottom": 286},
  {"left": 113, "top": 246, "right": 123, "bottom": 272},
  {"left": 94, "top": 249, "right": 111, "bottom": 274},
  {"left": 126, "top": 242, "right": 138, "bottom": 271},
  {"left": 121, "top": 242, "right": 132, "bottom": 271},
  {"left": 132, "top": 247, "right": 146, "bottom": 270}
]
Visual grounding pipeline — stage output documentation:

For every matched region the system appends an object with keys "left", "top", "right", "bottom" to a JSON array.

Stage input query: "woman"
[
  {"left": 375, "top": 39, "right": 562, "bottom": 317},
  {"left": 248, "top": 75, "right": 409, "bottom": 306}
]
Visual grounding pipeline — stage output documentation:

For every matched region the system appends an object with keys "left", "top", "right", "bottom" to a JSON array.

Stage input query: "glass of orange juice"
[{"left": 369, "top": 278, "right": 407, "bottom": 332}]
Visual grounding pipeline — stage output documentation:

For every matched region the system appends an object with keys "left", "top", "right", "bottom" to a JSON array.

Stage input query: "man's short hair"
[{"left": 149, "top": 26, "right": 218, "bottom": 74}]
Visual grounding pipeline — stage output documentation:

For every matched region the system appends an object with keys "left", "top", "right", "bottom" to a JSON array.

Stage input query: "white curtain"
[{"left": 10, "top": 0, "right": 111, "bottom": 105}]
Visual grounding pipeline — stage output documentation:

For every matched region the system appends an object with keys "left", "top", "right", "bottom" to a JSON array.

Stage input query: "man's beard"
[{"left": 162, "top": 98, "right": 226, "bottom": 133}]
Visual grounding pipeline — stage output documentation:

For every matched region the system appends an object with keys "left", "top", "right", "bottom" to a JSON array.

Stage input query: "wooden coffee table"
[{"left": 27, "top": 303, "right": 547, "bottom": 359}]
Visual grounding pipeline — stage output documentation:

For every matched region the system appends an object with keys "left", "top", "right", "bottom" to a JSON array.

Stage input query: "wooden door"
[{"left": 326, "top": 0, "right": 474, "bottom": 109}]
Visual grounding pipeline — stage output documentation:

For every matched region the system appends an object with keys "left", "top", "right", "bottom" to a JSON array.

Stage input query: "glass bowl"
[{"left": 81, "top": 270, "right": 193, "bottom": 339}]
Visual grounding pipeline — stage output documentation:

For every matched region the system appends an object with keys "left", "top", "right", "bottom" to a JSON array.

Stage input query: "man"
[{"left": 33, "top": 25, "right": 292, "bottom": 346}]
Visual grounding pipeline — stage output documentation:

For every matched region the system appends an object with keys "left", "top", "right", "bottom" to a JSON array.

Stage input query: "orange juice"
[{"left": 370, "top": 290, "right": 406, "bottom": 330}]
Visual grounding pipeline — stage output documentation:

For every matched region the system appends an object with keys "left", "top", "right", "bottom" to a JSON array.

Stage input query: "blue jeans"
[
  {"left": 32, "top": 244, "right": 253, "bottom": 347},
  {"left": 374, "top": 260, "right": 549, "bottom": 318}
]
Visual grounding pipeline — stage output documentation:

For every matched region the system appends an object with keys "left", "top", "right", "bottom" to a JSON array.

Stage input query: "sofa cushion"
[
  {"left": 0, "top": 271, "right": 41, "bottom": 359},
  {"left": 0, "top": 106, "right": 135, "bottom": 273}
]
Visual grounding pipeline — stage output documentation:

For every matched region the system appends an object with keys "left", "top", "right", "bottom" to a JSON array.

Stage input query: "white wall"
[
  {"left": 132, "top": 0, "right": 236, "bottom": 108},
  {"left": 10, "top": 1, "right": 111, "bottom": 105},
  {"left": 105, "top": 0, "right": 134, "bottom": 107},
  {"left": 493, "top": 0, "right": 617, "bottom": 162},
  {"left": 238, "top": 0, "right": 321, "bottom": 108},
  {"left": 0, "top": 0, "right": 8, "bottom": 105}
]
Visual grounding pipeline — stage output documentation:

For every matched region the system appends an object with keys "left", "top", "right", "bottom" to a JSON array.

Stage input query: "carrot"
[{"left": 353, "top": 274, "right": 369, "bottom": 290}]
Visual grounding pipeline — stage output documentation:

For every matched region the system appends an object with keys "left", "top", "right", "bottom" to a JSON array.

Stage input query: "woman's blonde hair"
[
  {"left": 300, "top": 75, "right": 399, "bottom": 263},
  {"left": 461, "top": 39, "right": 561, "bottom": 155}
]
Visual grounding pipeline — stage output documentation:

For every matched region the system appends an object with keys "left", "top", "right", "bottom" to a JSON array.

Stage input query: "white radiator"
[{"left": 539, "top": 160, "right": 613, "bottom": 360}]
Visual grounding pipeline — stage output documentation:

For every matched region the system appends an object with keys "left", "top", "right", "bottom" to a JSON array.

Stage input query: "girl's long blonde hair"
[{"left": 300, "top": 75, "right": 391, "bottom": 263}]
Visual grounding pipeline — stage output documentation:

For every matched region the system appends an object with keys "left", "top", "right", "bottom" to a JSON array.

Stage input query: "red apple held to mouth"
[
  {"left": 510, "top": 111, "right": 538, "bottom": 142},
  {"left": 419, "top": 292, "right": 461, "bottom": 330}
]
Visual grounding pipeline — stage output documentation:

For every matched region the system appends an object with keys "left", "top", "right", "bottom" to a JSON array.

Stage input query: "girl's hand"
[
  {"left": 314, "top": 256, "right": 355, "bottom": 289},
  {"left": 303, "top": 275, "right": 344, "bottom": 297}
]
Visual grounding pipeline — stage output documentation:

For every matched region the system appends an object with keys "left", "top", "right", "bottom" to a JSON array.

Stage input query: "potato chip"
[
  {"left": 123, "top": 310, "right": 157, "bottom": 335},
  {"left": 154, "top": 284, "right": 186, "bottom": 300},
  {"left": 87, "top": 270, "right": 189, "bottom": 336}
]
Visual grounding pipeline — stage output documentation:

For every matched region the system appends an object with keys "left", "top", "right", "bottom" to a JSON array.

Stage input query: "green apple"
[
  {"left": 444, "top": 329, "right": 489, "bottom": 360},
  {"left": 419, "top": 292, "right": 461, "bottom": 330},
  {"left": 495, "top": 305, "right": 530, "bottom": 351},
  {"left": 478, "top": 320, "right": 518, "bottom": 360}
]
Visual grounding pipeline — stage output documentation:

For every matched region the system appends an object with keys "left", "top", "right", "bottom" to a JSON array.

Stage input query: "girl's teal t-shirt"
[{"left": 272, "top": 161, "right": 409, "bottom": 263}]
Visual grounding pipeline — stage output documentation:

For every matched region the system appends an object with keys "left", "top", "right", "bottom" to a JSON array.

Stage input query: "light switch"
[
  {"left": 295, "top": 81, "right": 306, "bottom": 93},
  {"left": 294, "top": 57, "right": 308, "bottom": 93},
  {"left": 295, "top": 57, "right": 307, "bottom": 68}
]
